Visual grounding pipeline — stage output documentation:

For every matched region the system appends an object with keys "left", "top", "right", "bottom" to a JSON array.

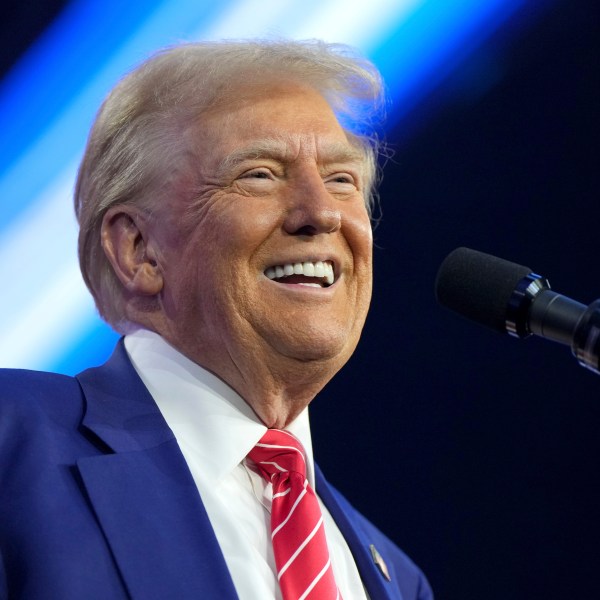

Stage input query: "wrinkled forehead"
[{"left": 183, "top": 82, "right": 369, "bottom": 167}]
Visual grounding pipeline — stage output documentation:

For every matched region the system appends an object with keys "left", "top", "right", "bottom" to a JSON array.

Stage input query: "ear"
[{"left": 101, "top": 206, "right": 163, "bottom": 296}]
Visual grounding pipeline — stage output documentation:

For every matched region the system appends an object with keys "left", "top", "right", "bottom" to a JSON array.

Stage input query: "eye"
[
  {"left": 233, "top": 167, "right": 279, "bottom": 194},
  {"left": 332, "top": 174, "right": 354, "bottom": 183},
  {"left": 240, "top": 168, "right": 273, "bottom": 180},
  {"left": 324, "top": 172, "right": 358, "bottom": 191}
]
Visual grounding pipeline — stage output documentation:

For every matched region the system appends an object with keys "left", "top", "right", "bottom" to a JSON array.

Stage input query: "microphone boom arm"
[{"left": 572, "top": 299, "right": 600, "bottom": 375}]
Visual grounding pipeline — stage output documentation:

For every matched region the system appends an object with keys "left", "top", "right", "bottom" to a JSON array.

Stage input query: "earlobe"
[{"left": 101, "top": 206, "right": 163, "bottom": 296}]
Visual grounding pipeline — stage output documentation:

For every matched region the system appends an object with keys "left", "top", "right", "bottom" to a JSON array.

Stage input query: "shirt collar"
[{"left": 123, "top": 329, "right": 316, "bottom": 487}]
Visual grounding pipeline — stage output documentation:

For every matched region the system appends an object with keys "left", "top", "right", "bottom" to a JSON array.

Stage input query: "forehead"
[{"left": 187, "top": 83, "right": 365, "bottom": 169}]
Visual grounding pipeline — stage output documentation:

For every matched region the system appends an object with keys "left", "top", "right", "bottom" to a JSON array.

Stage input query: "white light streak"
[
  {"left": 0, "top": 257, "right": 98, "bottom": 370},
  {"left": 197, "top": 0, "right": 423, "bottom": 51},
  {"left": 0, "top": 162, "right": 79, "bottom": 321},
  {"left": 291, "top": 0, "right": 422, "bottom": 51}
]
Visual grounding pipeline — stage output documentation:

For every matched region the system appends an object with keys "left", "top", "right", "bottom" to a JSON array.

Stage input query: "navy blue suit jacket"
[{"left": 0, "top": 340, "right": 432, "bottom": 599}]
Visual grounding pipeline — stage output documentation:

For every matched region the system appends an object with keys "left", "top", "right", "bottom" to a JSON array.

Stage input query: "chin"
[{"left": 274, "top": 328, "right": 360, "bottom": 366}]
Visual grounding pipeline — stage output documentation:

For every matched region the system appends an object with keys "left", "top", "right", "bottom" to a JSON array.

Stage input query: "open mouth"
[{"left": 264, "top": 260, "right": 335, "bottom": 288}]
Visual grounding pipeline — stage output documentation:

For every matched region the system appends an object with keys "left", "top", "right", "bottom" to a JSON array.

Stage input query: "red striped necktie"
[{"left": 247, "top": 429, "right": 341, "bottom": 600}]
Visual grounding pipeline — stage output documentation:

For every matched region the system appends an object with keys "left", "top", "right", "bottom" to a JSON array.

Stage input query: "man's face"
[{"left": 150, "top": 83, "right": 373, "bottom": 379}]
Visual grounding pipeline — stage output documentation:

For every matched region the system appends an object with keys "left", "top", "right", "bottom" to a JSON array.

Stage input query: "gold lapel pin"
[{"left": 370, "top": 544, "right": 392, "bottom": 582}]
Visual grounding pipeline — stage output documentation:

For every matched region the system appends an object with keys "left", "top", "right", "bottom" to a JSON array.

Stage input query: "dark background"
[
  {"left": 314, "top": 2, "right": 600, "bottom": 598},
  {"left": 2, "top": 1, "right": 599, "bottom": 598}
]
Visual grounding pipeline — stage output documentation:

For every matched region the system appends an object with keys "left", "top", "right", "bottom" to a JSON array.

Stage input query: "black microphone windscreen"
[{"left": 435, "top": 247, "right": 532, "bottom": 333}]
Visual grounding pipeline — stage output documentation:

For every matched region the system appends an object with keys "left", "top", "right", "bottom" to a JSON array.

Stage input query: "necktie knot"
[{"left": 248, "top": 429, "right": 307, "bottom": 483}]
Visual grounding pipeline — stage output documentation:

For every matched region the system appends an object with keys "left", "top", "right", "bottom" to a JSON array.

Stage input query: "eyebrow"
[{"left": 216, "top": 137, "right": 367, "bottom": 176}]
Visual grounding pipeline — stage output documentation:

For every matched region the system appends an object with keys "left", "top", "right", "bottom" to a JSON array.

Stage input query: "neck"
[
  {"left": 202, "top": 348, "right": 339, "bottom": 429},
  {"left": 131, "top": 314, "right": 347, "bottom": 429}
]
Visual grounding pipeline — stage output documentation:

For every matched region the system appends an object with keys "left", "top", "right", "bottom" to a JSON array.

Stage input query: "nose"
[{"left": 283, "top": 176, "right": 342, "bottom": 236}]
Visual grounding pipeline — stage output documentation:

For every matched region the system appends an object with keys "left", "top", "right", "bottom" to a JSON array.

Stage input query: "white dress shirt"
[{"left": 124, "top": 329, "right": 368, "bottom": 600}]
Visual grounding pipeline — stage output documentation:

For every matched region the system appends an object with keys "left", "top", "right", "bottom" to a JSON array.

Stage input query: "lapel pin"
[{"left": 370, "top": 544, "right": 392, "bottom": 582}]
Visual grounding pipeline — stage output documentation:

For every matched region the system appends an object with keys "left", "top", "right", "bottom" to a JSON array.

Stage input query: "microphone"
[{"left": 435, "top": 247, "right": 600, "bottom": 375}]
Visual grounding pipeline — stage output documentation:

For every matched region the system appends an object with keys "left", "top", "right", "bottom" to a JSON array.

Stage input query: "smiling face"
[{"left": 143, "top": 82, "right": 373, "bottom": 416}]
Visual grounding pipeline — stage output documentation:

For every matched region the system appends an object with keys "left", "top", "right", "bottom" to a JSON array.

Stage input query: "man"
[{"left": 0, "top": 40, "right": 432, "bottom": 599}]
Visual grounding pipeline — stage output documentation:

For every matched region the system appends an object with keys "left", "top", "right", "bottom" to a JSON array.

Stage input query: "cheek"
[
  {"left": 173, "top": 201, "right": 278, "bottom": 298},
  {"left": 346, "top": 211, "right": 374, "bottom": 314},
  {"left": 346, "top": 208, "right": 374, "bottom": 266},
  {"left": 208, "top": 193, "right": 278, "bottom": 239}
]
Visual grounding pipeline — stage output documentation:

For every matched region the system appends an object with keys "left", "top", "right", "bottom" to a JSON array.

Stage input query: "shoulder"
[
  {"left": 0, "top": 367, "right": 77, "bottom": 392},
  {"left": 0, "top": 367, "right": 81, "bottom": 401},
  {"left": 0, "top": 368, "right": 84, "bottom": 435}
]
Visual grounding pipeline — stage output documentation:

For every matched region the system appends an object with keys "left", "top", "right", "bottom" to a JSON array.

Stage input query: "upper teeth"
[{"left": 265, "top": 261, "right": 335, "bottom": 286}]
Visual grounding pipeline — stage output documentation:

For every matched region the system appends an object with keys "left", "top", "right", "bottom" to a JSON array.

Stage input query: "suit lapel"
[
  {"left": 75, "top": 340, "right": 238, "bottom": 599},
  {"left": 316, "top": 465, "right": 404, "bottom": 600}
]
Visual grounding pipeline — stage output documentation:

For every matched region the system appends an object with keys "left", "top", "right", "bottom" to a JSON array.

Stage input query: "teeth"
[
  {"left": 303, "top": 262, "right": 315, "bottom": 277},
  {"left": 265, "top": 260, "right": 335, "bottom": 286}
]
